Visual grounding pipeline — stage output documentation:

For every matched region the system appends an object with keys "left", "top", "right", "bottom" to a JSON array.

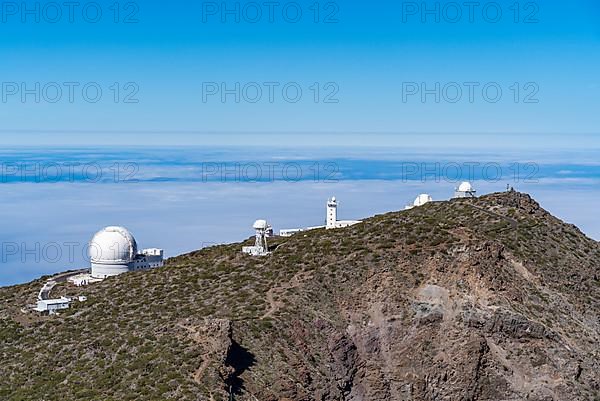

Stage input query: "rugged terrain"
[{"left": 0, "top": 191, "right": 599, "bottom": 400}]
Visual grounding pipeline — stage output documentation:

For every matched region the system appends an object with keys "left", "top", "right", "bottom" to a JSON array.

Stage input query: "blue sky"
[{"left": 0, "top": 0, "right": 599, "bottom": 139}]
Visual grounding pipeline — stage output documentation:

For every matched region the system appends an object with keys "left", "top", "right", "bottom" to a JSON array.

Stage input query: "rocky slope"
[{"left": 0, "top": 191, "right": 599, "bottom": 401}]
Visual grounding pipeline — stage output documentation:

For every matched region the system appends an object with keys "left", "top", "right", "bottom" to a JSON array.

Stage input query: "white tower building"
[
  {"left": 326, "top": 196, "right": 361, "bottom": 230},
  {"left": 242, "top": 220, "right": 271, "bottom": 256},
  {"left": 253, "top": 219, "right": 269, "bottom": 255},
  {"left": 326, "top": 197, "right": 338, "bottom": 229},
  {"left": 454, "top": 181, "right": 477, "bottom": 198},
  {"left": 280, "top": 196, "right": 361, "bottom": 236}
]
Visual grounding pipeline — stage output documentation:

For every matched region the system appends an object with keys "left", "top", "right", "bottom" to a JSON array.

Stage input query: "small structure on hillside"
[
  {"left": 242, "top": 219, "right": 271, "bottom": 256},
  {"left": 454, "top": 181, "right": 477, "bottom": 198},
  {"left": 33, "top": 297, "right": 71, "bottom": 314},
  {"left": 280, "top": 228, "right": 304, "bottom": 237},
  {"left": 405, "top": 194, "right": 433, "bottom": 210},
  {"left": 32, "top": 295, "right": 87, "bottom": 314}
]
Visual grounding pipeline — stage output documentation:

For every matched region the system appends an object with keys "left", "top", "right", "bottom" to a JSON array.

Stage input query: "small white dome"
[
  {"left": 413, "top": 194, "right": 433, "bottom": 207},
  {"left": 89, "top": 226, "right": 137, "bottom": 263},
  {"left": 253, "top": 219, "right": 269, "bottom": 230},
  {"left": 458, "top": 181, "right": 474, "bottom": 192}
]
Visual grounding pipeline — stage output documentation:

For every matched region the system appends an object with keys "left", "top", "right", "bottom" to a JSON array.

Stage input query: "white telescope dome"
[
  {"left": 458, "top": 181, "right": 474, "bottom": 192},
  {"left": 89, "top": 226, "right": 137, "bottom": 263},
  {"left": 253, "top": 219, "right": 269, "bottom": 230},
  {"left": 413, "top": 194, "right": 433, "bottom": 207}
]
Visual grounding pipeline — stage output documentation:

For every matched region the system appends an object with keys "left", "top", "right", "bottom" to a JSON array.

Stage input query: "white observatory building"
[
  {"left": 405, "top": 194, "right": 433, "bottom": 210},
  {"left": 89, "top": 226, "right": 164, "bottom": 279},
  {"left": 454, "top": 181, "right": 477, "bottom": 198},
  {"left": 242, "top": 219, "right": 271, "bottom": 256}
]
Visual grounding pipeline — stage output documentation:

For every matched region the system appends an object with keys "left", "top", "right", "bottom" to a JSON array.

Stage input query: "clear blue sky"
[{"left": 0, "top": 0, "right": 598, "bottom": 144}]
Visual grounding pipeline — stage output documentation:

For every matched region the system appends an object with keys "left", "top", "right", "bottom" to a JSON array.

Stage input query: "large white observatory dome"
[
  {"left": 458, "top": 181, "right": 474, "bottom": 192},
  {"left": 413, "top": 194, "right": 433, "bottom": 207},
  {"left": 89, "top": 226, "right": 137, "bottom": 263}
]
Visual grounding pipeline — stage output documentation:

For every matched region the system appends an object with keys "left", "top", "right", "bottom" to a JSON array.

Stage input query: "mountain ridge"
[{"left": 1, "top": 191, "right": 599, "bottom": 401}]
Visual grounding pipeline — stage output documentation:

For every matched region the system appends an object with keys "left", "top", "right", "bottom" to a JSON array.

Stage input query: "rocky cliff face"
[{"left": 0, "top": 192, "right": 599, "bottom": 401}]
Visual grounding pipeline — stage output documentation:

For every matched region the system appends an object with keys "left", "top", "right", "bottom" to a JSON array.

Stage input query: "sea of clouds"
[{"left": 1, "top": 146, "right": 598, "bottom": 286}]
